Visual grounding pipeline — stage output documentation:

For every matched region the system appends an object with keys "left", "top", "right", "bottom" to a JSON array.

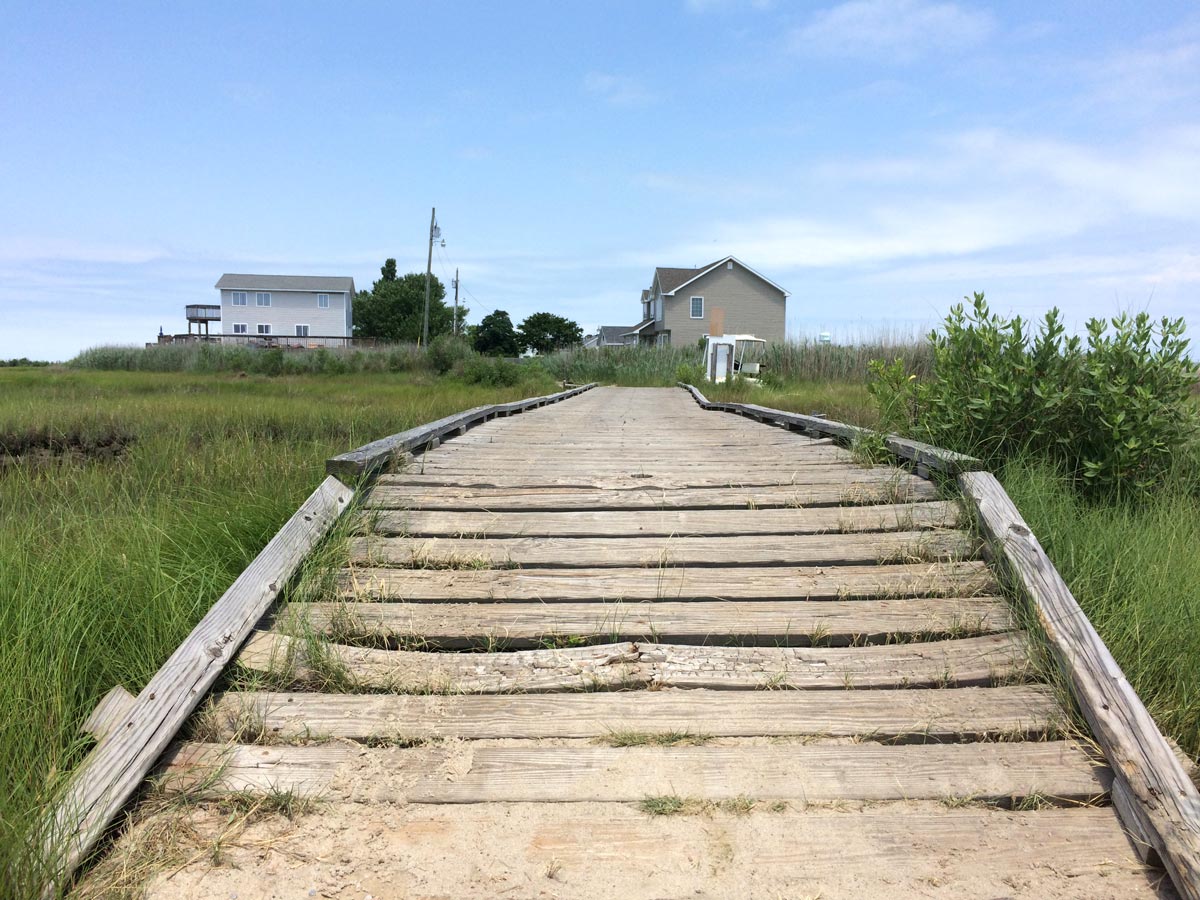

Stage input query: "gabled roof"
[
  {"left": 623, "top": 319, "right": 655, "bottom": 336},
  {"left": 654, "top": 267, "right": 703, "bottom": 294},
  {"left": 215, "top": 274, "right": 356, "bottom": 293},
  {"left": 655, "top": 256, "right": 789, "bottom": 298},
  {"left": 598, "top": 325, "right": 636, "bottom": 343}
]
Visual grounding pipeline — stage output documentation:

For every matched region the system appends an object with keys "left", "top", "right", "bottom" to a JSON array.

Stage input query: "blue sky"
[{"left": 2, "top": 0, "right": 1198, "bottom": 360}]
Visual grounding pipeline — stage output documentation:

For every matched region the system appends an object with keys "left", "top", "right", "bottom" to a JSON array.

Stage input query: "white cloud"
[
  {"left": 0, "top": 237, "right": 169, "bottom": 265},
  {"left": 1082, "top": 23, "right": 1200, "bottom": 111},
  {"left": 654, "top": 127, "right": 1200, "bottom": 274},
  {"left": 583, "top": 72, "right": 660, "bottom": 107},
  {"left": 790, "top": 0, "right": 995, "bottom": 62}
]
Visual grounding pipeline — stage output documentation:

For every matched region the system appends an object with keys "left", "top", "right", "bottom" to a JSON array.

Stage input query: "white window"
[
  {"left": 690, "top": 296, "right": 704, "bottom": 318},
  {"left": 231, "top": 291, "right": 247, "bottom": 306},
  {"left": 295, "top": 324, "right": 310, "bottom": 337},
  {"left": 256, "top": 292, "right": 271, "bottom": 307},
  {"left": 317, "top": 294, "right": 329, "bottom": 308},
  {"left": 232, "top": 323, "right": 248, "bottom": 334},
  {"left": 257, "top": 323, "right": 271, "bottom": 335},
  {"left": 656, "top": 332, "right": 670, "bottom": 347}
]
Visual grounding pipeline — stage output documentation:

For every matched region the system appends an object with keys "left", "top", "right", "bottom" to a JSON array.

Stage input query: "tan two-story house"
[{"left": 626, "top": 256, "right": 788, "bottom": 347}]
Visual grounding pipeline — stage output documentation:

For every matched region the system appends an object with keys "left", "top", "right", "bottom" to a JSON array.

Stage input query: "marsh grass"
[
  {"left": 0, "top": 366, "right": 556, "bottom": 897},
  {"left": 998, "top": 455, "right": 1200, "bottom": 758}
]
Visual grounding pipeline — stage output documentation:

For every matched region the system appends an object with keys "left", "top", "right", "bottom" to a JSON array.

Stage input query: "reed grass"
[
  {"left": 0, "top": 366, "right": 556, "bottom": 897},
  {"left": 999, "top": 454, "right": 1200, "bottom": 758}
]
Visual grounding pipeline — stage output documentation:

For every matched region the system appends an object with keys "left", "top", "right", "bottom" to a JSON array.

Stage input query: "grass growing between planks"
[{"left": 0, "top": 365, "right": 557, "bottom": 898}]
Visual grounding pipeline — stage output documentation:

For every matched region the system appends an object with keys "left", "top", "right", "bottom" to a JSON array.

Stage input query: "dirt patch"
[{"left": 0, "top": 425, "right": 135, "bottom": 471}]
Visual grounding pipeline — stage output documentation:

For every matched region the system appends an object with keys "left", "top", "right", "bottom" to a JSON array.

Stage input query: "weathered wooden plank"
[
  {"left": 295, "top": 597, "right": 1014, "bottom": 647},
  {"left": 236, "top": 632, "right": 1031, "bottom": 691},
  {"left": 337, "top": 561, "right": 997, "bottom": 602},
  {"left": 158, "top": 740, "right": 1107, "bottom": 806},
  {"left": 421, "top": 445, "right": 852, "bottom": 463},
  {"left": 961, "top": 470, "right": 1200, "bottom": 898},
  {"left": 109, "top": 798, "right": 1170, "bottom": 898},
  {"left": 348, "top": 531, "right": 977, "bottom": 570},
  {"left": 209, "top": 685, "right": 1064, "bottom": 742},
  {"left": 236, "top": 632, "right": 646, "bottom": 692},
  {"left": 80, "top": 686, "right": 136, "bottom": 743},
  {"left": 363, "top": 477, "right": 939, "bottom": 511},
  {"left": 325, "top": 383, "right": 596, "bottom": 479},
  {"left": 42, "top": 475, "right": 356, "bottom": 897},
  {"left": 641, "top": 633, "right": 1032, "bottom": 690},
  {"left": 377, "top": 471, "right": 897, "bottom": 490},
  {"left": 368, "top": 500, "right": 963, "bottom": 537},
  {"left": 410, "top": 741, "right": 1108, "bottom": 804}
]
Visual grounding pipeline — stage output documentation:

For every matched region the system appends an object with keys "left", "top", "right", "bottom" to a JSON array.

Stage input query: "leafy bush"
[
  {"left": 428, "top": 334, "right": 474, "bottom": 375},
  {"left": 675, "top": 363, "right": 706, "bottom": 385},
  {"left": 459, "top": 356, "right": 524, "bottom": 387},
  {"left": 870, "top": 293, "right": 1198, "bottom": 495}
]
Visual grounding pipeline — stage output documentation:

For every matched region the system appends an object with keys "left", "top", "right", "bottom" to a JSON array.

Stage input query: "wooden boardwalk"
[{"left": 139, "top": 386, "right": 1175, "bottom": 898}]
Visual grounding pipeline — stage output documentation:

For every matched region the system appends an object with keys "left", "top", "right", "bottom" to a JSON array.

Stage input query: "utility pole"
[
  {"left": 452, "top": 267, "right": 459, "bottom": 337},
  {"left": 421, "top": 206, "right": 437, "bottom": 347}
]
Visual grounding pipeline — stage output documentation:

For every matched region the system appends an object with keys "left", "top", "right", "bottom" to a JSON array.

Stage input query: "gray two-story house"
[
  {"left": 215, "top": 274, "right": 355, "bottom": 345},
  {"left": 627, "top": 256, "right": 788, "bottom": 347}
]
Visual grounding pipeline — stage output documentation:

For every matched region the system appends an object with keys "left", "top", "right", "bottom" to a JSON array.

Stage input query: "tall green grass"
[
  {"left": 537, "top": 336, "right": 932, "bottom": 388},
  {"left": 70, "top": 342, "right": 429, "bottom": 375},
  {"left": 539, "top": 345, "right": 700, "bottom": 386},
  {"left": 0, "top": 367, "right": 557, "bottom": 897},
  {"left": 1000, "top": 454, "right": 1200, "bottom": 757}
]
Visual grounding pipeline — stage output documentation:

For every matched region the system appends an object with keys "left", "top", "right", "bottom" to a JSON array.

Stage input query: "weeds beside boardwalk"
[{"left": 0, "top": 366, "right": 557, "bottom": 896}]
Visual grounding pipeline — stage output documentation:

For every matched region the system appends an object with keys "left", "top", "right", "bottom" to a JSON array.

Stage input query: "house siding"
[
  {"left": 651, "top": 265, "right": 786, "bottom": 346},
  {"left": 220, "top": 290, "right": 352, "bottom": 337}
]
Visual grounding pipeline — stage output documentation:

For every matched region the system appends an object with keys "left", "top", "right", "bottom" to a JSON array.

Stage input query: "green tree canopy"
[
  {"left": 518, "top": 312, "right": 583, "bottom": 354},
  {"left": 352, "top": 260, "right": 462, "bottom": 343},
  {"left": 473, "top": 310, "right": 522, "bottom": 357}
]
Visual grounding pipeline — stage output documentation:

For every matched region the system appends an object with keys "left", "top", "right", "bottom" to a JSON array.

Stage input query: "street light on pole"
[{"left": 421, "top": 207, "right": 444, "bottom": 347}]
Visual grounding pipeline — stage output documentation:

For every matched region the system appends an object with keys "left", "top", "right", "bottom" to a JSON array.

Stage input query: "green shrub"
[
  {"left": 428, "top": 334, "right": 474, "bottom": 375},
  {"left": 675, "top": 362, "right": 706, "bottom": 385},
  {"left": 870, "top": 293, "right": 1198, "bottom": 495},
  {"left": 459, "top": 356, "right": 523, "bottom": 387}
]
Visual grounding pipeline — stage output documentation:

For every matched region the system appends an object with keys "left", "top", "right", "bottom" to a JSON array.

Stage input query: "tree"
[
  {"left": 352, "top": 260, "right": 462, "bottom": 343},
  {"left": 473, "top": 310, "right": 522, "bottom": 357},
  {"left": 518, "top": 312, "right": 583, "bottom": 354}
]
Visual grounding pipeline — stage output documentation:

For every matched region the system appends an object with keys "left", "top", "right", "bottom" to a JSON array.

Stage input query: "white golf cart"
[{"left": 703, "top": 334, "right": 767, "bottom": 383}]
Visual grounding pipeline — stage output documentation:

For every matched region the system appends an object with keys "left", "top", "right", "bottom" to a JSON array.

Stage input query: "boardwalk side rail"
[
  {"left": 680, "top": 381, "right": 1200, "bottom": 899},
  {"left": 42, "top": 476, "right": 356, "bottom": 898},
  {"left": 44, "top": 382, "right": 596, "bottom": 896},
  {"left": 327, "top": 382, "right": 597, "bottom": 481},
  {"left": 678, "top": 382, "right": 980, "bottom": 475}
]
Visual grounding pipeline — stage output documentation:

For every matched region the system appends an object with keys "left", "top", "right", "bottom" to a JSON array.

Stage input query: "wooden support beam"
[{"left": 959, "top": 471, "right": 1200, "bottom": 899}]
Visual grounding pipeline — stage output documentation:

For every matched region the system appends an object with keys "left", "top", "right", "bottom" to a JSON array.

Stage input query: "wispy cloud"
[
  {"left": 656, "top": 127, "right": 1200, "bottom": 271},
  {"left": 1081, "top": 23, "right": 1200, "bottom": 111},
  {"left": 790, "top": 0, "right": 995, "bottom": 62},
  {"left": 0, "top": 238, "right": 170, "bottom": 265},
  {"left": 583, "top": 72, "right": 660, "bottom": 107}
]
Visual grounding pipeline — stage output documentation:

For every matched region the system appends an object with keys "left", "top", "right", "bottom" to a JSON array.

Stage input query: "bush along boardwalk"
[{"left": 65, "top": 385, "right": 1195, "bottom": 899}]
